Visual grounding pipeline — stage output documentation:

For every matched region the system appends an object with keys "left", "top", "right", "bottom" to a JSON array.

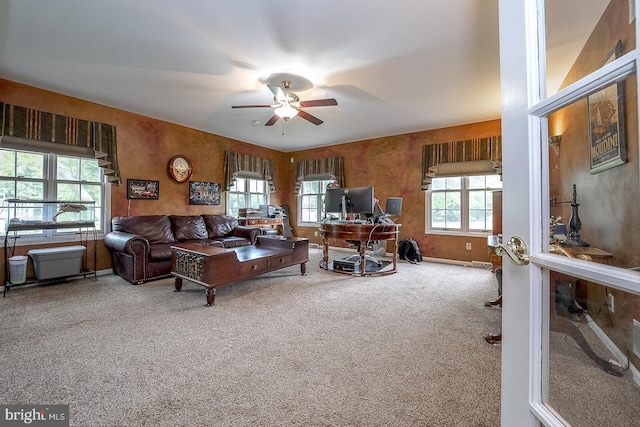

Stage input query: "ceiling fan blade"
[
  {"left": 267, "top": 84, "right": 286, "bottom": 101},
  {"left": 231, "top": 104, "right": 273, "bottom": 109},
  {"left": 297, "top": 109, "right": 324, "bottom": 125},
  {"left": 299, "top": 98, "right": 338, "bottom": 108},
  {"left": 264, "top": 114, "right": 280, "bottom": 126}
]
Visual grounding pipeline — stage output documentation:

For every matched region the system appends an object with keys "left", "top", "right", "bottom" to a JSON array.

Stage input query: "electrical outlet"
[
  {"left": 607, "top": 293, "right": 615, "bottom": 313},
  {"left": 465, "top": 243, "right": 472, "bottom": 250},
  {"left": 314, "top": 231, "right": 318, "bottom": 237}
]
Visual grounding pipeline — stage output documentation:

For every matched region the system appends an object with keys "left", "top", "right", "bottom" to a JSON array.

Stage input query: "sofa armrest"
[
  {"left": 104, "top": 231, "right": 150, "bottom": 257},
  {"left": 234, "top": 226, "right": 260, "bottom": 245}
]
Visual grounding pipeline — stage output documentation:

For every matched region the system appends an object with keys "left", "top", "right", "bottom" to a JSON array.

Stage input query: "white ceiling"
[{"left": 0, "top": 0, "right": 610, "bottom": 152}]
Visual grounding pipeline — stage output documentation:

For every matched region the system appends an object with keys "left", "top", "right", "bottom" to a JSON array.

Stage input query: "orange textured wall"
[
  {"left": 283, "top": 119, "right": 502, "bottom": 262},
  {"left": 0, "top": 78, "right": 288, "bottom": 276},
  {"left": 0, "top": 78, "right": 501, "bottom": 280}
]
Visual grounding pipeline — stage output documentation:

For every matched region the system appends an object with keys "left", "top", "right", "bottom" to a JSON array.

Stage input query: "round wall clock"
[{"left": 168, "top": 155, "right": 193, "bottom": 183}]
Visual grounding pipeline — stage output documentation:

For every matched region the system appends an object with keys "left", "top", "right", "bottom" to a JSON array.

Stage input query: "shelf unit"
[{"left": 3, "top": 199, "right": 97, "bottom": 296}]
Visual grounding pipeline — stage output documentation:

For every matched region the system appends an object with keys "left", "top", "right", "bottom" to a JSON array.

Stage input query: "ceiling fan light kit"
[
  {"left": 231, "top": 78, "right": 337, "bottom": 127},
  {"left": 275, "top": 105, "right": 298, "bottom": 120}
]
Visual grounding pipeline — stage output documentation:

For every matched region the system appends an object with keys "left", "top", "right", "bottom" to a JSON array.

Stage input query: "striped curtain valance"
[
  {"left": 294, "top": 156, "right": 345, "bottom": 195},
  {"left": 422, "top": 136, "right": 502, "bottom": 190},
  {"left": 224, "top": 150, "right": 275, "bottom": 193},
  {"left": 0, "top": 102, "right": 122, "bottom": 184}
]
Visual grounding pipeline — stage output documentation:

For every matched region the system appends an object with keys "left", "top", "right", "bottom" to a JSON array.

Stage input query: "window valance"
[
  {"left": 422, "top": 136, "right": 502, "bottom": 190},
  {"left": 294, "top": 156, "right": 345, "bottom": 195},
  {"left": 0, "top": 102, "right": 122, "bottom": 185},
  {"left": 224, "top": 150, "right": 275, "bottom": 193}
]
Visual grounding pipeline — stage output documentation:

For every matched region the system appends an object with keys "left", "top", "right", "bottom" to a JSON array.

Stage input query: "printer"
[{"left": 259, "top": 205, "right": 284, "bottom": 218}]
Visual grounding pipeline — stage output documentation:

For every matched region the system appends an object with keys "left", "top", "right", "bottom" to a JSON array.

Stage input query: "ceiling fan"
[{"left": 231, "top": 80, "right": 338, "bottom": 126}]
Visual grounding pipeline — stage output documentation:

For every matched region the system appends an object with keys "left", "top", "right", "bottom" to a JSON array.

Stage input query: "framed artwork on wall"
[
  {"left": 588, "top": 40, "right": 627, "bottom": 174},
  {"left": 189, "top": 181, "right": 221, "bottom": 205},
  {"left": 127, "top": 179, "right": 159, "bottom": 199}
]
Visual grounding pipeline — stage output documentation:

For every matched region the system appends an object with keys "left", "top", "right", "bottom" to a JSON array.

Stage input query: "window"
[
  {"left": 427, "top": 174, "right": 502, "bottom": 234},
  {"left": 0, "top": 149, "right": 106, "bottom": 240},
  {"left": 298, "top": 179, "right": 334, "bottom": 225},
  {"left": 226, "top": 177, "right": 269, "bottom": 217}
]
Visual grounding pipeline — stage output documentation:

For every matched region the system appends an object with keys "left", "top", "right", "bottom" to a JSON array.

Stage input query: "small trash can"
[{"left": 8, "top": 255, "right": 28, "bottom": 284}]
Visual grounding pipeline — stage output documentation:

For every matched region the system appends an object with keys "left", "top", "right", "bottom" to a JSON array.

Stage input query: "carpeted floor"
[{"left": 1, "top": 248, "right": 503, "bottom": 426}]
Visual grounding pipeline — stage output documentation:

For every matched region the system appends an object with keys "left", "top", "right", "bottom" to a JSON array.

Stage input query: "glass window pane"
[
  {"left": 0, "top": 150, "right": 16, "bottom": 177},
  {"left": 469, "top": 190, "right": 486, "bottom": 209},
  {"left": 547, "top": 81, "right": 637, "bottom": 268},
  {"left": 445, "top": 177, "right": 461, "bottom": 189},
  {"left": 16, "top": 181, "right": 43, "bottom": 200},
  {"left": 0, "top": 180, "right": 15, "bottom": 199},
  {"left": 57, "top": 157, "right": 80, "bottom": 180},
  {"left": 446, "top": 209, "right": 461, "bottom": 229},
  {"left": 446, "top": 192, "right": 461, "bottom": 209},
  {"left": 545, "top": 0, "right": 633, "bottom": 97},
  {"left": 431, "top": 192, "right": 445, "bottom": 209},
  {"left": 81, "top": 159, "right": 100, "bottom": 182},
  {"left": 81, "top": 184, "right": 101, "bottom": 203},
  {"left": 469, "top": 209, "right": 488, "bottom": 230},
  {"left": 431, "top": 209, "right": 445, "bottom": 228},
  {"left": 431, "top": 178, "right": 446, "bottom": 191},
  {"left": 468, "top": 176, "right": 486, "bottom": 189},
  {"left": 16, "top": 152, "right": 44, "bottom": 179},
  {"left": 58, "top": 183, "right": 80, "bottom": 200},
  {"left": 546, "top": 267, "right": 640, "bottom": 425}
]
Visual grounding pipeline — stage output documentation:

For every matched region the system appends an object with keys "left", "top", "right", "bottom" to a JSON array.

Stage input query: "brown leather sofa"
[{"left": 104, "top": 215, "right": 260, "bottom": 285}]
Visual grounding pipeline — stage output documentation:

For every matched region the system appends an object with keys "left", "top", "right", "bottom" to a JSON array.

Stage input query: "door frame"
[{"left": 499, "top": 0, "right": 640, "bottom": 425}]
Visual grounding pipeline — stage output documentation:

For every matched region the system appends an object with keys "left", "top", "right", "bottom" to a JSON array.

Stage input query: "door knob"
[{"left": 492, "top": 235, "right": 529, "bottom": 266}]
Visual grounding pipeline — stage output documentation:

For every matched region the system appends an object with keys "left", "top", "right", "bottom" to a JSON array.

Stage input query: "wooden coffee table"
[{"left": 171, "top": 236, "right": 309, "bottom": 306}]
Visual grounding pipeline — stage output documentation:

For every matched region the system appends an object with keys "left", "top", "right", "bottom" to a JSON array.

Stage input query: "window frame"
[
  {"left": 0, "top": 148, "right": 109, "bottom": 245},
  {"left": 225, "top": 177, "right": 270, "bottom": 217},
  {"left": 297, "top": 178, "right": 335, "bottom": 226},
  {"left": 425, "top": 174, "right": 502, "bottom": 236}
]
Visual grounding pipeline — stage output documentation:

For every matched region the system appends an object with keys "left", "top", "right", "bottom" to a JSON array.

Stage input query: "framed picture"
[
  {"left": 588, "top": 40, "right": 626, "bottom": 174},
  {"left": 189, "top": 181, "right": 221, "bottom": 205},
  {"left": 127, "top": 179, "right": 159, "bottom": 199}
]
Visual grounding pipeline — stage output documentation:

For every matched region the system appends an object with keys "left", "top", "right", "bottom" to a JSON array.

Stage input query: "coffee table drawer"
[
  {"left": 240, "top": 257, "right": 270, "bottom": 275},
  {"left": 270, "top": 253, "right": 292, "bottom": 267}
]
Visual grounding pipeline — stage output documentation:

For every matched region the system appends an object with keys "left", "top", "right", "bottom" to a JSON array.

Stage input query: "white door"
[{"left": 499, "top": 0, "right": 640, "bottom": 425}]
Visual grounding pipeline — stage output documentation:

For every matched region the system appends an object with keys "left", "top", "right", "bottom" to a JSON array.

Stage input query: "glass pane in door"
[
  {"left": 545, "top": 0, "right": 635, "bottom": 97},
  {"left": 547, "top": 74, "right": 639, "bottom": 270},
  {"left": 546, "top": 267, "right": 640, "bottom": 426}
]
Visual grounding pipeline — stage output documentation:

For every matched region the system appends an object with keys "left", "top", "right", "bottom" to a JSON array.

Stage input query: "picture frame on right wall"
[{"left": 588, "top": 40, "right": 627, "bottom": 174}]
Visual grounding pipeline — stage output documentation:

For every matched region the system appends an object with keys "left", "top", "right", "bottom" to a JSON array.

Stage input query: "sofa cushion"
[
  {"left": 202, "top": 215, "right": 239, "bottom": 238},
  {"left": 112, "top": 215, "right": 175, "bottom": 244},
  {"left": 169, "top": 215, "right": 208, "bottom": 241}
]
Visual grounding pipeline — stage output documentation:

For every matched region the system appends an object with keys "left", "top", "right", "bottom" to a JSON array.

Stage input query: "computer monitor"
[
  {"left": 323, "top": 187, "right": 375, "bottom": 216},
  {"left": 324, "top": 188, "right": 345, "bottom": 214},
  {"left": 385, "top": 197, "right": 403, "bottom": 215},
  {"left": 346, "top": 187, "right": 375, "bottom": 215}
]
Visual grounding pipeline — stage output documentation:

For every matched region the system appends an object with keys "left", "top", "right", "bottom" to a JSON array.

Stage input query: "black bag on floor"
[{"left": 398, "top": 237, "right": 422, "bottom": 264}]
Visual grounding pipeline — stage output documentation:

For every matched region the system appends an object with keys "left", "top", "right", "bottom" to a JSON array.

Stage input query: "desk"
[
  {"left": 238, "top": 217, "right": 283, "bottom": 234},
  {"left": 319, "top": 222, "right": 400, "bottom": 276}
]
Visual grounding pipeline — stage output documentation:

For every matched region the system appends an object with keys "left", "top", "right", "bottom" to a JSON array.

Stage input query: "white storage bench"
[{"left": 28, "top": 246, "right": 86, "bottom": 280}]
